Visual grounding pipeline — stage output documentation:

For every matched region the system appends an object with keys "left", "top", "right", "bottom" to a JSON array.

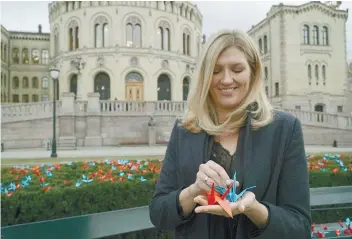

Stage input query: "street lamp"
[{"left": 49, "top": 67, "right": 60, "bottom": 158}]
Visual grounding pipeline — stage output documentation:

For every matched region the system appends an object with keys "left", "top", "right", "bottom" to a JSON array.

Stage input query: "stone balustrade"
[{"left": 1, "top": 93, "right": 352, "bottom": 149}]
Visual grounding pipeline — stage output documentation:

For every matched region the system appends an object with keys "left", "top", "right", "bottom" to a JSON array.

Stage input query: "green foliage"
[{"left": 1, "top": 154, "right": 351, "bottom": 237}]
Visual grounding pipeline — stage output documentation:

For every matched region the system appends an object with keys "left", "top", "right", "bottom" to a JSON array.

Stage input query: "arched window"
[
  {"left": 158, "top": 20, "right": 171, "bottom": 51},
  {"left": 22, "top": 77, "right": 29, "bottom": 88},
  {"left": 312, "top": 25, "right": 319, "bottom": 45},
  {"left": 32, "top": 77, "right": 39, "bottom": 88},
  {"left": 125, "top": 16, "right": 142, "bottom": 47},
  {"left": 263, "top": 35, "right": 268, "bottom": 54},
  {"left": 22, "top": 48, "right": 29, "bottom": 64},
  {"left": 94, "top": 72, "right": 110, "bottom": 100},
  {"left": 70, "top": 74, "right": 78, "bottom": 99},
  {"left": 322, "top": 26, "right": 329, "bottom": 46},
  {"left": 42, "top": 76, "right": 49, "bottom": 89},
  {"left": 302, "top": 25, "right": 309, "bottom": 44},
  {"left": 41, "top": 50, "right": 49, "bottom": 64},
  {"left": 32, "top": 49, "right": 40, "bottom": 64},
  {"left": 68, "top": 20, "right": 79, "bottom": 50},
  {"left": 307, "top": 64, "right": 312, "bottom": 85},
  {"left": 12, "top": 48, "right": 19, "bottom": 64},
  {"left": 322, "top": 65, "right": 326, "bottom": 85},
  {"left": 258, "top": 38, "right": 262, "bottom": 53},
  {"left": 94, "top": 16, "right": 109, "bottom": 48},
  {"left": 183, "top": 77, "right": 190, "bottom": 101},
  {"left": 183, "top": 28, "right": 191, "bottom": 56},
  {"left": 126, "top": 72, "right": 143, "bottom": 82},
  {"left": 157, "top": 74, "right": 171, "bottom": 101},
  {"left": 315, "top": 64, "right": 319, "bottom": 85},
  {"left": 12, "top": 77, "right": 19, "bottom": 89}
]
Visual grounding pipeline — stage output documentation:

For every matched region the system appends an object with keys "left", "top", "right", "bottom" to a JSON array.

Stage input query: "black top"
[
  {"left": 209, "top": 140, "right": 238, "bottom": 238},
  {"left": 149, "top": 110, "right": 312, "bottom": 239}
]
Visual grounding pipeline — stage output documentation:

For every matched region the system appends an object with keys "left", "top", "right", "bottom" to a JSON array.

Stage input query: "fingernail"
[{"left": 226, "top": 179, "right": 232, "bottom": 185}]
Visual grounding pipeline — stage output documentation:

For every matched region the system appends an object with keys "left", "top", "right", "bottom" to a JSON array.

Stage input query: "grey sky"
[{"left": 0, "top": 1, "right": 351, "bottom": 60}]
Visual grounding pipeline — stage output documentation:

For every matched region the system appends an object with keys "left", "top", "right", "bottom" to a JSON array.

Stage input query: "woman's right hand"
[{"left": 188, "top": 160, "right": 234, "bottom": 197}]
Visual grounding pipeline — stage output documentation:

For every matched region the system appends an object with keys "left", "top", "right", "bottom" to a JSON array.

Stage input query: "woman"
[{"left": 149, "top": 29, "right": 311, "bottom": 239}]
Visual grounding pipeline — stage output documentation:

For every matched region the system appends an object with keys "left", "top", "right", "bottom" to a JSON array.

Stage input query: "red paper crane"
[{"left": 206, "top": 183, "right": 233, "bottom": 218}]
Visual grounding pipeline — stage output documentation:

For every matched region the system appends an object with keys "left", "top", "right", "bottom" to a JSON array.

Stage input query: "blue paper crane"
[{"left": 215, "top": 171, "right": 256, "bottom": 203}]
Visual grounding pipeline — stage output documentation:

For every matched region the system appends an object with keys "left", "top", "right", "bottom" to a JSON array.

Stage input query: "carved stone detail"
[
  {"left": 127, "top": 16, "right": 141, "bottom": 25},
  {"left": 68, "top": 20, "right": 78, "bottom": 28},
  {"left": 97, "top": 54, "right": 104, "bottom": 67},
  {"left": 159, "top": 20, "right": 171, "bottom": 29},
  {"left": 130, "top": 57, "right": 139, "bottom": 67},
  {"left": 94, "top": 15, "right": 108, "bottom": 25},
  {"left": 162, "top": 60, "right": 169, "bottom": 69}
]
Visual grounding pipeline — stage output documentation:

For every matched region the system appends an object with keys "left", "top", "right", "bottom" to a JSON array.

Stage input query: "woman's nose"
[{"left": 222, "top": 70, "right": 233, "bottom": 84}]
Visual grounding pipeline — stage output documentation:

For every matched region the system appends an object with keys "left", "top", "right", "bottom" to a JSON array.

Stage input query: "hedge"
[{"left": 1, "top": 154, "right": 351, "bottom": 230}]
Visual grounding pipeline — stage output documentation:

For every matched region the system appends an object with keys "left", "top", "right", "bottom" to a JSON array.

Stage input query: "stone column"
[
  {"left": 148, "top": 116, "right": 156, "bottom": 146},
  {"left": 84, "top": 92, "right": 103, "bottom": 147},
  {"left": 58, "top": 92, "right": 77, "bottom": 150}
]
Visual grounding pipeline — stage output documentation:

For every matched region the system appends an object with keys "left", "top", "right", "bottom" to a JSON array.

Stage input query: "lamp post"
[{"left": 49, "top": 67, "right": 60, "bottom": 158}]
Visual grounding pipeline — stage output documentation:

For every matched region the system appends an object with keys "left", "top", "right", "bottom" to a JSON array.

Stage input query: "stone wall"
[{"left": 1, "top": 92, "right": 352, "bottom": 150}]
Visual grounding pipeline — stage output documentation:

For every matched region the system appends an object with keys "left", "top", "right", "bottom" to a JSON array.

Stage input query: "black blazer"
[{"left": 149, "top": 110, "right": 312, "bottom": 239}]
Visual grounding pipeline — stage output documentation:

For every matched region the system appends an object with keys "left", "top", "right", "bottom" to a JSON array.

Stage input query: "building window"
[
  {"left": 295, "top": 106, "right": 301, "bottom": 110},
  {"left": 322, "top": 26, "right": 329, "bottom": 46},
  {"left": 258, "top": 38, "right": 262, "bottom": 53},
  {"left": 275, "top": 82, "right": 279, "bottom": 96},
  {"left": 302, "top": 25, "right": 310, "bottom": 44},
  {"left": 183, "top": 28, "right": 191, "bottom": 56},
  {"left": 263, "top": 35, "right": 268, "bottom": 54},
  {"left": 32, "top": 77, "right": 39, "bottom": 88},
  {"left": 337, "top": 106, "right": 343, "bottom": 113},
  {"left": 68, "top": 20, "right": 79, "bottom": 51},
  {"left": 312, "top": 25, "right": 319, "bottom": 45},
  {"left": 315, "top": 64, "right": 319, "bottom": 85},
  {"left": 22, "top": 77, "right": 29, "bottom": 88},
  {"left": 32, "top": 49, "right": 40, "bottom": 64},
  {"left": 307, "top": 64, "right": 312, "bottom": 85},
  {"left": 94, "top": 16, "right": 109, "bottom": 48},
  {"left": 157, "top": 20, "right": 171, "bottom": 51},
  {"left": 22, "top": 94, "right": 29, "bottom": 103},
  {"left": 12, "top": 76, "right": 19, "bottom": 89},
  {"left": 12, "top": 48, "right": 19, "bottom": 64},
  {"left": 22, "top": 48, "right": 29, "bottom": 64},
  {"left": 42, "top": 76, "right": 49, "bottom": 88},
  {"left": 41, "top": 50, "right": 49, "bottom": 64},
  {"left": 265, "top": 86, "right": 269, "bottom": 97},
  {"left": 322, "top": 65, "right": 326, "bottom": 85},
  {"left": 12, "top": 94, "right": 19, "bottom": 102},
  {"left": 264, "top": 67, "right": 268, "bottom": 82},
  {"left": 42, "top": 94, "right": 49, "bottom": 101},
  {"left": 125, "top": 16, "right": 142, "bottom": 47},
  {"left": 32, "top": 94, "right": 39, "bottom": 102},
  {"left": 3, "top": 44, "right": 7, "bottom": 62}
]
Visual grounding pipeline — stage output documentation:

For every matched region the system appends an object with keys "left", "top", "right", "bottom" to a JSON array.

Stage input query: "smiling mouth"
[{"left": 219, "top": 87, "right": 237, "bottom": 92}]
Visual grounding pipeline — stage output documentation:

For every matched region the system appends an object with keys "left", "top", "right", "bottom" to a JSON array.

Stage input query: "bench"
[{"left": 2, "top": 186, "right": 352, "bottom": 239}]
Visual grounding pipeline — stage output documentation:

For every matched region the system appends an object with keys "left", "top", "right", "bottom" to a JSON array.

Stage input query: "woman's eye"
[{"left": 233, "top": 69, "right": 243, "bottom": 73}]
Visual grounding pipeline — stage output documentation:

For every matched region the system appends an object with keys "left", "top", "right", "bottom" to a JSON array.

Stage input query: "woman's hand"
[
  {"left": 193, "top": 191, "right": 256, "bottom": 217},
  {"left": 188, "top": 160, "right": 234, "bottom": 197}
]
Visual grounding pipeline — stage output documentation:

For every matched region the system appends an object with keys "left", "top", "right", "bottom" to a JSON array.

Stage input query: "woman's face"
[{"left": 209, "top": 46, "right": 251, "bottom": 112}]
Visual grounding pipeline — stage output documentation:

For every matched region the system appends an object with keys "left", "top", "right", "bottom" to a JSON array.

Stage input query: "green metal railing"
[{"left": 2, "top": 187, "right": 352, "bottom": 239}]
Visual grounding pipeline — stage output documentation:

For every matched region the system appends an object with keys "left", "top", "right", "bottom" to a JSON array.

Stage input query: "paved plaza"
[{"left": 1, "top": 145, "right": 352, "bottom": 160}]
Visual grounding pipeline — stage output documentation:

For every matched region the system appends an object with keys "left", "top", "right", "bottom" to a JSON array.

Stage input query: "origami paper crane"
[
  {"left": 206, "top": 182, "right": 233, "bottom": 218},
  {"left": 215, "top": 172, "right": 256, "bottom": 203}
]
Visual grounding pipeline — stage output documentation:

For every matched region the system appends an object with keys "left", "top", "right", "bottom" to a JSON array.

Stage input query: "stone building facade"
[
  {"left": 49, "top": 1, "right": 202, "bottom": 101},
  {"left": 247, "top": 1, "right": 350, "bottom": 114},
  {"left": 1, "top": 25, "right": 51, "bottom": 103}
]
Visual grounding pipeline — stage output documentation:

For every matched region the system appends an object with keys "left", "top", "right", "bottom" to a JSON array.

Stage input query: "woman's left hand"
[{"left": 193, "top": 191, "right": 256, "bottom": 217}]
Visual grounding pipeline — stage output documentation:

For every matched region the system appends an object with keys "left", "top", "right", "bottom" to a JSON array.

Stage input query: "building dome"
[{"left": 49, "top": 1, "right": 203, "bottom": 101}]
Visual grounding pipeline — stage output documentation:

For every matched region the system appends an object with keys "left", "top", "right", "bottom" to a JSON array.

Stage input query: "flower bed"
[{"left": 1, "top": 154, "right": 351, "bottom": 227}]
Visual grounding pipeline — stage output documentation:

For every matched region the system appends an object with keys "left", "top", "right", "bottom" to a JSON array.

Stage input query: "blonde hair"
[{"left": 181, "top": 29, "right": 274, "bottom": 135}]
